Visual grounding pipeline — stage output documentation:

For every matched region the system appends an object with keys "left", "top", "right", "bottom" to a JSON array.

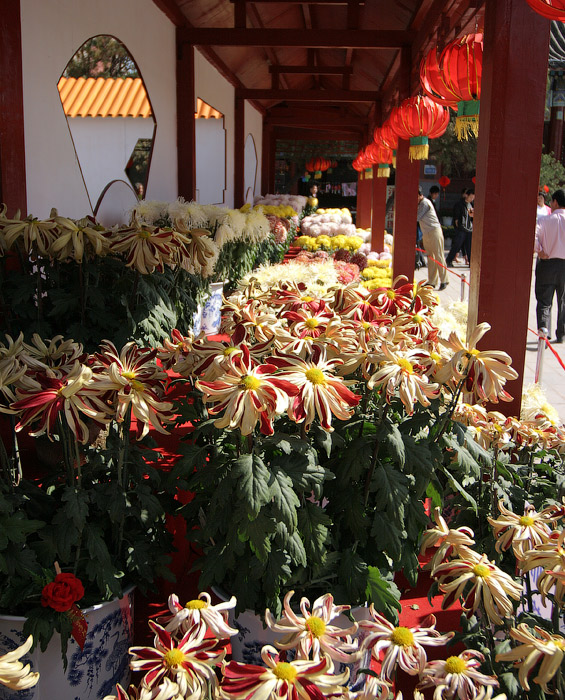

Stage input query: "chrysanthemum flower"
[
  {"left": 519, "top": 530, "right": 565, "bottom": 605},
  {"left": 358, "top": 607, "right": 453, "bottom": 679},
  {"left": 129, "top": 621, "right": 226, "bottom": 698},
  {"left": 282, "top": 308, "right": 336, "bottom": 339},
  {"left": 92, "top": 341, "right": 173, "bottom": 439},
  {"left": 367, "top": 345, "right": 439, "bottom": 414},
  {"left": 190, "top": 327, "right": 273, "bottom": 381},
  {"left": 21, "top": 333, "right": 85, "bottom": 372},
  {"left": 196, "top": 346, "right": 298, "bottom": 435},
  {"left": 269, "top": 347, "right": 360, "bottom": 432},
  {"left": 0, "top": 635, "right": 40, "bottom": 691},
  {"left": 11, "top": 362, "right": 109, "bottom": 443},
  {"left": 159, "top": 592, "right": 237, "bottom": 639},
  {"left": 110, "top": 223, "right": 174, "bottom": 274},
  {"left": 495, "top": 623, "right": 565, "bottom": 692},
  {"left": 0, "top": 210, "right": 58, "bottom": 255},
  {"left": 367, "top": 277, "right": 413, "bottom": 316},
  {"left": 348, "top": 675, "right": 393, "bottom": 700},
  {"left": 488, "top": 500, "right": 562, "bottom": 558},
  {"left": 103, "top": 678, "right": 182, "bottom": 699},
  {"left": 264, "top": 591, "right": 359, "bottom": 663},
  {"left": 219, "top": 645, "right": 349, "bottom": 700},
  {"left": 434, "top": 553, "right": 522, "bottom": 625},
  {"left": 418, "top": 650, "right": 499, "bottom": 700},
  {"left": 439, "top": 323, "right": 518, "bottom": 403},
  {"left": 157, "top": 329, "right": 194, "bottom": 372},
  {"left": 49, "top": 215, "right": 109, "bottom": 261},
  {"left": 420, "top": 507, "right": 476, "bottom": 573}
]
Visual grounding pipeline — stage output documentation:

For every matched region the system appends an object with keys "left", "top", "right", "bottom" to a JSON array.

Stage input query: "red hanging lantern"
[
  {"left": 373, "top": 123, "right": 398, "bottom": 167},
  {"left": 305, "top": 157, "right": 331, "bottom": 179},
  {"left": 472, "top": 176, "right": 477, "bottom": 184},
  {"left": 389, "top": 96, "right": 450, "bottom": 161},
  {"left": 420, "top": 33, "right": 483, "bottom": 140},
  {"left": 524, "top": 0, "right": 565, "bottom": 20},
  {"left": 439, "top": 175, "right": 451, "bottom": 189}
]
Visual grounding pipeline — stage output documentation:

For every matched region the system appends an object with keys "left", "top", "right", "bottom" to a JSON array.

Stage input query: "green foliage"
[
  {"left": 429, "top": 114, "right": 477, "bottom": 179},
  {"left": 539, "top": 151, "right": 565, "bottom": 194},
  {"left": 63, "top": 36, "right": 138, "bottom": 79}
]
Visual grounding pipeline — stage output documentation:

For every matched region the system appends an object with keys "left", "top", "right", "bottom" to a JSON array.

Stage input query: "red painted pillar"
[
  {"left": 371, "top": 176, "right": 387, "bottom": 252},
  {"left": 0, "top": 0, "right": 27, "bottom": 215},
  {"left": 356, "top": 172, "right": 372, "bottom": 228},
  {"left": 392, "top": 139, "right": 419, "bottom": 284},
  {"left": 176, "top": 31, "right": 196, "bottom": 201},
  {"left": 234, "top": 96, "right": 245, "bottom": 208},
  {"left": 468, "top": 0, "right": 550, "bottom": 416}
]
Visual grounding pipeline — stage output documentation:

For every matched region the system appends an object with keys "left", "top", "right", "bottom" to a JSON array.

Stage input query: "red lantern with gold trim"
[
  {"left": 524, "top": 0, "right": 565, "bottom": 20},
  {"left": 420, "top": 33, "right": 483, "bottom": 140},
  {"left": 373, "top": 123, "right": 398, "bottom": 167},
  {"left": 305, "top": 157, "right": 331, "bottom": 179},
  {"left": 389, "top": 96, "right": 450, "bottom": 161}
]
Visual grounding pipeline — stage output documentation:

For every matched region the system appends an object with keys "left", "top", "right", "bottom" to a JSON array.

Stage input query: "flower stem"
[{"left": 432, "top": 372, "right": 468, "bottom": 443}]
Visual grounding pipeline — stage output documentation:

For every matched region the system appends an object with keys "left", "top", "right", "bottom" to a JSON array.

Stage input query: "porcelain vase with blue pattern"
[
  {"left": 201, "top": 282, "right": 224, "bottom": 335},
  {"left": 229, "top": 604, "right": 371, "bottom": 691},
  {"left": 0, "top": 587, "right": 134, "bottom": 700},
  {"left": 192, "top": 303, "right": 203, "bottom": 336}
]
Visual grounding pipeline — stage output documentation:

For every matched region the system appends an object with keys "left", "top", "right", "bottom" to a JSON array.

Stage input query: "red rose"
[{"left": 41, "top": 573, "right": 85, "bottom": 612}]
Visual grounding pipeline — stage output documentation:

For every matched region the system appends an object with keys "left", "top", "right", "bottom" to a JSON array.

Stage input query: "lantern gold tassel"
[
  {"left": 377, "top": 165, "right": 390, "bottom": 178},
  {"left": 409, "top": 143, "right": 429, "bottom": 161},
  {"left": 365, "top": 168, "right": 373, "bottom": 180},
  {"left": 455, "top": 114, "right": 479, "bottom": 140}
]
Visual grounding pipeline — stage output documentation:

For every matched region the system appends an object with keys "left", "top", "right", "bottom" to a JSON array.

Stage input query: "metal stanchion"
[
  {"left": 535, "top": 328, "right": 548, "bottom": 384},
  {"left": 460, "top": 274, "right": 466, "bottom": 301}
]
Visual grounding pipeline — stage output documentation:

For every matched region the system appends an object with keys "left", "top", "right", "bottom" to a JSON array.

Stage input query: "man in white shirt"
[
  {"left": 417, "top": 186, "right": 449, "bottom": 290},
  {"left": 534, "top": 188, "right": 565, "bottom": 343}
]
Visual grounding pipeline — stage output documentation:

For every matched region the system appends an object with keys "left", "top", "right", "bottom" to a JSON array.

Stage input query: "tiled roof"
[
  {"left": 57, "top": 77, "right": 152, "bottom": 118},
  {"left": 196, "top": 98, "right": 223, "bottom": 119}
]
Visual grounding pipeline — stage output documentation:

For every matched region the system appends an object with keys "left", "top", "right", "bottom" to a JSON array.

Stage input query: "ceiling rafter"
[
  {"left": 269, "top": 65, "right": 354, "bottom": 74},
  {"left": 178, "top": 28, "right": 413, "bottom": 49},
  {"left": 243, "top": 1, "right": 291, "bottom": 90},
  {"left": 236, "top": 88, "right": 378, "bottom": 101}
]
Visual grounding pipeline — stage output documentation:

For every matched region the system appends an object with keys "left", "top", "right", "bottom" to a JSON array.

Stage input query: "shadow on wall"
[{"left": 57, "top": 34, "right": 157, "bottom": 224}]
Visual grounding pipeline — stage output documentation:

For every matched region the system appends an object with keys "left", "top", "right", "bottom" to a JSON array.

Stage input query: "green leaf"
[
  {"left": 335, "top": 436, "right": 372, "bottom": 483},
  {"left": 441, "top": 467, "right": 478, "bottom": 513},
  {"left": 297, "top": 502, "right": 330, "bottom": 565},
  {"left": 239, "top": 513, "right": 276, "bottom": 562},
  {"left": 268, "top": 466, "right": 300, "bottom": 529},
  {"left": 371, "top": 462, "right": 410, "bottom": 516},
  {"left": 385, "top": 424, "right": 405, "bottom": 467},
  {"left": 365, "top": 567, "right": 401, "bottom": 621},
  {"left": 61, "top": 487, "right": 89, "bottom": 529},
  {"left": 231, "top": 454, "right": 272, "bottom": 518},
  {"left": 426, "top": 481, "right": 443, "bottom": 510},
  {"left": 339, "top": 550, "right": 368, "bottom": 603},
  {"left": 370, "top": 512, "right": 403, "bottom": 560}
]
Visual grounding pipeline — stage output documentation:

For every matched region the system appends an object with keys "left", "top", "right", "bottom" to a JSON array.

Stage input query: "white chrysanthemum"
[
  {"left": 521, "top": 383, "right": 561, "bottom": 427},
  {"left": 242, "top": 261, "right": 339, "bottom": 297},
  {"left": 132, "top": 200, "right": 169, "bottom": 225},
  {"left": 0, "top": 635, "right": 40, "bottom": 691},
  {"left": 431, "top": 300, "right": 469, "bottom": 340}
]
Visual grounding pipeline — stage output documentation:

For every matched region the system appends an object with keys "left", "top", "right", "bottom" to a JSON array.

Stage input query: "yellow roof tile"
[{"left": 57, "top": 77, "right": 152, "bottom": 118}]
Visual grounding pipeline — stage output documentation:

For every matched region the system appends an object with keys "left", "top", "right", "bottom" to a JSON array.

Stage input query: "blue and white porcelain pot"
[
  {"left": 201, "top": 282, "right": 225, "bottom": 336},
  {"left": 0, "top": 587, "right": 134, "bottom": 700}
]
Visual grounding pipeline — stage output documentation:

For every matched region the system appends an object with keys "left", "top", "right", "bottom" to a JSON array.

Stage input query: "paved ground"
[{"left": 414, "top": 257, "right": 565, "bottom": 424}]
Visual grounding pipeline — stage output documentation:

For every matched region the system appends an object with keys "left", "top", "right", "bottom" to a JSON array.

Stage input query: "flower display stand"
[{"left": 0, "top": 588, "right": 134, "bottom": 700}]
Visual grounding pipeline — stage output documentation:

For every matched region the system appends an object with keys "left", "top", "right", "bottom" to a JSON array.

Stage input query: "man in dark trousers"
[
  {"left": 446, "top": 190, "right": 472, "bottom": 267},
  {"left": 535, "top": 188, "right": 565, "bottom": 343}
]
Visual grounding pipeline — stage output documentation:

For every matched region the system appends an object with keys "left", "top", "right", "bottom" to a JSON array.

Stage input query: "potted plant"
[
  {"left": 0, "top": 333, "right": 181, "bottom": 698},
  {"left": 161, "top": 276, "right": 525, "bottom": 635}
]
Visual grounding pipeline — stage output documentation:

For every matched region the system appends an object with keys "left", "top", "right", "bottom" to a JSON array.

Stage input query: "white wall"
[
  {"left": 20, "top": 0, "right": 177, "bottom": 219},
  {"left": 245, "top": 102, "right": 263, "bottom": 198},
  {"left": 195, "top": 118, "right": 227, "bottom": 205},
  {"left": 194, "top": 49, "right": 235, "bottom": 208},
  {"left": 67, "top": 117, "right": 155, "bottom": 209}
]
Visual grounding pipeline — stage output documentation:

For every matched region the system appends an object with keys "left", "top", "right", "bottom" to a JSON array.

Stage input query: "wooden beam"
[
  {"left": 468, "top": 0, "right": 550, "bottom": 417},
  {"left": 246, "top": 3, "right": 290, "bottom": 90},
  {"left": 371, "top": 176, "right": 387, "bottom": 252},
  {"left": 0, "top": 0, "right": 27, "bottom": 215},
  {"left": 151, "top": 0, "right": 187, "bottom": 26},
  {"left": 179, "top": 28, "right": 412, "bottom": 48},
  {"left": 269, "top": 65, "right": 354, "bottom": 74},
  {"left": 176, "top": 32, "right": 196, "bottom": 201},
  {"left": 230, "top": 0, "right": 364, "bottom": 3},
  {"left": 236, "top": 88, "right": 379, "bottom": 101},
  {"left": 273, "top": 127, "right": 363, "bottom": 140},
  {"left": 234, "top": 0, "right": 247, "bottom": 28}
]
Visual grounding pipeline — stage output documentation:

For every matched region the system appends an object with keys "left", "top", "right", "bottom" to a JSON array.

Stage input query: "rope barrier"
[{"left": 415, "top": 247, "right": 565, "bottom": 375}]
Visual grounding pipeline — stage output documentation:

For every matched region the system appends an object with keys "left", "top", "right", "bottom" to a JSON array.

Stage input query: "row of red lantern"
[
  {"left": 305, "top": 158, "right": 338, "bottom": 179},
  {"left": 525, "top": 0, "right": 565, "bottom": 20}
]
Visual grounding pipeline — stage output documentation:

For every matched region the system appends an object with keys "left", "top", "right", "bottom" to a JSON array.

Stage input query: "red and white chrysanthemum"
[
  {"left": 418, "top": 650, "right": 499, "bottom": 700},
  {"left": 159, "top": 592, "right": 237, "bottom": 639},
  {"left": 129, "top": 621, "right": 226, "bottom": 698},
  {"left": 196, "top": 346, "right": 298, "bottom": 435},
  {"left": 103, "top": 677, "right": 182, "bottom": 700},
  {"left": 110, "top": 224, "right": 175, "bottom": 274},
  {"left": 264, "top": 591, "right": 359, "bottom": 663},
  {"left": 488, "top": 500, "right": 562, "bottom": 559},
  {"left": 157, "top": 329, "right": 194, "bottom": 372},
  {"left": 282, "top": 308, "right": 335, "bottom": 340},
  {"left": 420, "top": 508, "right": 476, "bottom": 573},
  {"left": 358, "top": 607, "right": 453, "bottom": 679},
  {"left": 269, "top": 347, "right": 360, "bottom": 432},
  {"left": 219, "top": 645, "right": 349, "bottom": 700}
]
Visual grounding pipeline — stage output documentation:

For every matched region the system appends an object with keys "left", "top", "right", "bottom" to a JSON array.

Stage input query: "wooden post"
[
  {"left": 371, "top": 175, "right": 387, "bottom": 252},
  {"left": 392, "top": 139, "right": 419, "bottom": 284},
  {"left": 234, "top": 96, "right": 245, "bottom": 208},
  {"left": 356, "top": 173, "right": 372, "bottom": 228},
  {"left": 468, "top": 0, "right": 550, "bottom": 417},
  {"left": 0, "top": 0, "right": 26, "bottom": 215},
  {"left": 176, "top": 31, "right": 196, "bottom": 201}
]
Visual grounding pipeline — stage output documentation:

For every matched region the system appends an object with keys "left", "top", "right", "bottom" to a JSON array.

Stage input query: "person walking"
[
  {"left": 417, "top": 186, "right": 449, "bottom": 290},
  {"left": 428, "top": 185, "right": 440, "bottom": 216},
  {"left": 446, "top": 189, "right": 473, "bottom": 267},
  {"left": 535, "top": 188, "right": 565, "bottom": 343},
  {"left": 461, "top": 188, "right": 474, "bottom": 265}
]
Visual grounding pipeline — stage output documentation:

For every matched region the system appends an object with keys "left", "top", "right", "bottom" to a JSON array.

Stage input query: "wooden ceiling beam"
[
  {"left": 236, "top": 88, "right": 378, "bottom": 101},
  {"left": 229, "top": 0, "right": 364, "bottom": 4},
  {"left": 274, "top": 128, "right": 362, "bottom": 141},
  {"left": 179, "top": 28, "right": 412, "bottom": 48},
  {"left": 269, "top": 65, "right": 354, "bottom": 74}
]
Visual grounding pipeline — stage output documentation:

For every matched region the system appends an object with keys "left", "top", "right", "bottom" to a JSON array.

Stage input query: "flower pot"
[
  {"left": 226, "top": 601, "right": 371, "bottom": 691},
  {"left": 201, "top": 282, "right": 225, "bottom": 335},
  {"left": 0, "top": 587, "right": 134, "bottom": 700},
  {"left": 192, "top": 302, "right": 203, "bottom": 336}
]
